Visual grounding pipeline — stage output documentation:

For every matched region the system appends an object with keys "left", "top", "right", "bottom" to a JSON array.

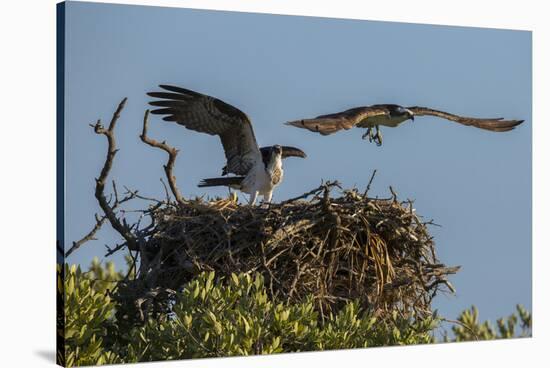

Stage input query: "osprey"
[
  {"left": 285, "top": 104, "right": 524, "bottom": 145},
  {"left": 147, "top": 85, "right": 306, "bottom": 205}
]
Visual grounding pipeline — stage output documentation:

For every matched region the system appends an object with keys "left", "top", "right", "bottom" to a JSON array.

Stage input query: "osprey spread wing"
[
  {"left": 147, "top": 85, "right": 306, "bottom": 205},
  {"left": 285, "top": 104, "right": 524, "bottom": 145}
]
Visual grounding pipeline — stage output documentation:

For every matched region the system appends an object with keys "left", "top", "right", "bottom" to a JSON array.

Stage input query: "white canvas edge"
[{"left": 0, "top": 0, "right": 546, "bottom": 367}]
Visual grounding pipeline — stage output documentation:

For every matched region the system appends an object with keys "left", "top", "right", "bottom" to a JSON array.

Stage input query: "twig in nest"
[
  {"left": 389, "top": 185, "right": 398, "bottom": 202},
  {"left": 363, "top": 169, "right": 377, "bottom": 196},
  {"left": 91, "top": 98, "right": 139, "bottom": 252},
  {"left": 280, "top": 180, "right": 341, "bottom": 205},
  {"left": 140, "top": 110, "right": 185, "bottom": 206}
]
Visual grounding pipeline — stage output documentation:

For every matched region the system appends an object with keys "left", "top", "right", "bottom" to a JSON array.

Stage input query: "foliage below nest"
[{"left": 58, "top": 262, "right": 530, "bottom": 367}]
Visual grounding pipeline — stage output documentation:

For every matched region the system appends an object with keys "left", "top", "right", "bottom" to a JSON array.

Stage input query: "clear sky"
[{"left": 62, "top": 1, "right": 531, "bottom": 324}]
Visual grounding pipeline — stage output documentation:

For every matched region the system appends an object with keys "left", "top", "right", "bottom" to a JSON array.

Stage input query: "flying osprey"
[
  {"left": 285, "top": 104, "right": 524, "bottom": 145},
  {"left": 147, "top": 85, "right": 306, "bottom": 205}
]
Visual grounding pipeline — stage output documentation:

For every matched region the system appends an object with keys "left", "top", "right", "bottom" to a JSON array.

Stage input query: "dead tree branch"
[
  {"left": 66, "top": 214, "right": 107, "bottom": 257},
  {"left": 105, "top": 242, "right": 128, "bottom": 257},
  {"left": 91, "top": 98, "right": 139, "bottom": 251},
  {"left": 66, "top": 190, "right": 137, "bottom": 257},
  {"left": 140, "top": 109, "right": 185, "bottom": 206}
]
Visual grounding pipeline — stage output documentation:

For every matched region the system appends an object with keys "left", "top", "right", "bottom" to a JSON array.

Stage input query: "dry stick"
[
  {"left": 159, "top": 178, "right": 171, "bottom": 203},
  {"left": 389, "top": 185, "right": 398, "bottom": 202},
  {"left": 363, "top": 169, "right": 378, "bottom": 196},
  {"left": 66, "top": 214, "right": 108, "bottom": 257},
  {"left": 66, "top": 191, "right": 137, "bottom": 257},
  {"left": 91, "top": 98, "right": 139, "bottom": 252},
  {"left": 122, "top": 185, "right": 165, "bottom": 206},
  {"left": 280, "top": 180, "right": 341, "bottom": 205},
  {"left": 105, "top": 242, "right": 128, "bottom": 257},
  {"left": 140, "top": 110, "right": 185, "bottom": 206}
]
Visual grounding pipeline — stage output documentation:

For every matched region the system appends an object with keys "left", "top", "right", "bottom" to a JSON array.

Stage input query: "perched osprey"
[
  {"left": 286, "top": 104, "right": 524, "bottom": 145},
  {"left": 147, "top": 85, "right": 306, "bottom": 205}
]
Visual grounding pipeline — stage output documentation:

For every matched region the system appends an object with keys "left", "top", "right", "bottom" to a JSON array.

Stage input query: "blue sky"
[{"left": 62, "top": 1, "right": 531, "bottom": 324}]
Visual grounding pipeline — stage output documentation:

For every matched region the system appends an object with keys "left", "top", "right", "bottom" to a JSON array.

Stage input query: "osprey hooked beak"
[{"left": 280, "top": 146, "right": 307, "bottom": 159}]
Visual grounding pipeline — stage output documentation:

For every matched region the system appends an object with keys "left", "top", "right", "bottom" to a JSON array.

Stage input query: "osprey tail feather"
[{"left": 198, "top": 176, "right": 245, "bottom": 188}]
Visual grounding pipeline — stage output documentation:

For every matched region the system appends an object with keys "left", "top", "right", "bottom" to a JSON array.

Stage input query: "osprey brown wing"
[
  {"left": 285, "top": 106, "right": 391, "bottom": 135},
  {"left": 408, "top": 106, "right": 524, "bottom": 132},
  {"left": 148, "top": 85, "right": 261, "bottom": 176}
]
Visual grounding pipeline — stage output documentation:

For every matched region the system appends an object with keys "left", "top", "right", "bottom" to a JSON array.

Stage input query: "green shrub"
[
  {"left": 450, "top": 305, "right": 532, "bottom": 341},
  {"left": 59, "top": 261, "right": 531, "bottom": 367},
  {"left": 118, "top": 272, "right": 437, "bottom": 362},
  {"left": 61, "top": 260, "right": 123, "bottom": 366}
]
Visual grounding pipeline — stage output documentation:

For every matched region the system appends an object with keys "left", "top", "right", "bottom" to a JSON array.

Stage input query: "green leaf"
[{"left": 231, "top": 273, "right": 239, "bottom": 286}]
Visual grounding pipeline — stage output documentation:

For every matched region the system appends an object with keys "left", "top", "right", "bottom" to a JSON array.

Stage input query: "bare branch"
[
  {"left": 92, "top": 98, "right": 139, "bottom": 251},
  {"left": 66, "top": 191, "right": 137, "bottom": 257},
  {"left": 280, "top": 180, "right": 341, "bottom": 205},
  {"left": 140, "top": 109, "right": 185, "bottom": 206},
  {"left": 66, "top": 215, "right": 106, "bottom": 257},
  {"left": 123, "top": 185, "right": 165, "bottom": 206},
  {"left": 363, "top": 169, "right": 377, "bottom": 196},
  {"left": 105, "top": 242, "right": 128, "bottom": 257},
  {"left": 389, "top": 185, "right": 398, "bottom": 202},
  {"left": 159, "top": 178, "right": 171, "bottom": 203}
]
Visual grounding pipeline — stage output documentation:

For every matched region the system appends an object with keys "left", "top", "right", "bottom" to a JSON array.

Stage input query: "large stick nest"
[{"left": 116, "top": 182, "right": 459, "bottom": 324}]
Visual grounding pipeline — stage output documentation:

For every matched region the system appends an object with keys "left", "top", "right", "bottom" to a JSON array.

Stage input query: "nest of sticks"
[{"left": 115, "top": 181, "right": 459, "bottom": 323}]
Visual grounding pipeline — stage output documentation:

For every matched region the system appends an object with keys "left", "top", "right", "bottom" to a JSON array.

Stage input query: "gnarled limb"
[
  {"left": 91, "top": 98, "right": 139, "bottom": 251},
  {"left": 66, "top": 214, "right": 107, "bottom": 257},
  {"left": 66, "top": 185, "right": 137, "bottom": 257},
  {"left": 140, "top": 109, "right": 185, "bottom": 206}
]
